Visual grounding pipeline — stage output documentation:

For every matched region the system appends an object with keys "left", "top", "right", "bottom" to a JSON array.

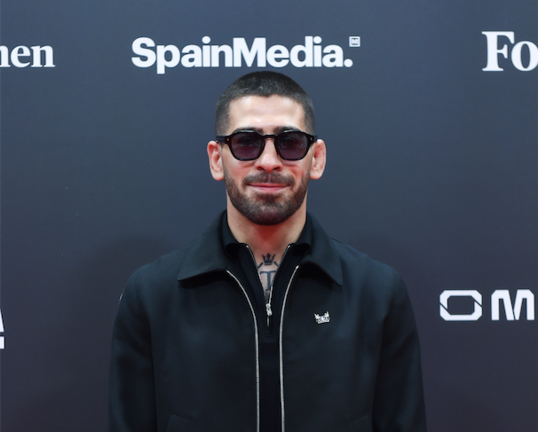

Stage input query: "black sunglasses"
[{"left": 215, "top": 130, "right": 318, "bottom": 161}]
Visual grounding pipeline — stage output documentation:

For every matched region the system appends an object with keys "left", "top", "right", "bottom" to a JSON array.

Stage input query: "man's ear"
[
  {"left": 309, "top": 139, "right": 326, "bottom": 180},
  {"left": 207, "top": 140, "right": 225, "bottom": 181}
]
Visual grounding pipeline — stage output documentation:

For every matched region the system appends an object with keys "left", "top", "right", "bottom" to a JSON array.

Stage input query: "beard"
[{"left": 224, "top": 168, "right": 309, "bottom": 226}]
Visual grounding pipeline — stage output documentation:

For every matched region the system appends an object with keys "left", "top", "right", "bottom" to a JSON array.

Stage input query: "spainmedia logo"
[{"left": 132, "top": 36, "right": 361, "bottom": 74}]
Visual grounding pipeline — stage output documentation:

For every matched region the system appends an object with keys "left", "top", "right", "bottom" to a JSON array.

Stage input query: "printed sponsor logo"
[
  {"left": 482, "top": 32, "right": 538, "bottom": 71},
  {"left": 0, "top": 45, "right": 55, "bottom": 68},
  {"left": 0, "top": 309, "right": 4, "bottom": 349},
  {"left": 440, "top": 289, "right": 535, "bottom": 321},
  {"left": 132, "top": 36, "right": 360, "bottom": 74}
]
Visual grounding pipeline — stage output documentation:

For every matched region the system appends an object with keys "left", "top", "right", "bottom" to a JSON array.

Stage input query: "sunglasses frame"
[{"left": 215, "top": 130, "right": 318, "bottom": 161}]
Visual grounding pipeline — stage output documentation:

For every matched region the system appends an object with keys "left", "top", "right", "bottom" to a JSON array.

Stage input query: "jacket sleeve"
[
  {"left": 108, "top": 270, "right": 158, "bottom": 432},
  {"left": 372, "top": 275, "right": 427, "bottom": 432}
]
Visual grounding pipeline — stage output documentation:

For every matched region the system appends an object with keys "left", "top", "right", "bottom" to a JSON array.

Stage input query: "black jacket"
[{"left": 109, "top": 213, "right": 427, "bottom": 432}]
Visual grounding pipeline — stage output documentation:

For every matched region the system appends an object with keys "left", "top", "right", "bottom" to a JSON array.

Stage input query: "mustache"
[{"left": 243, "top": 172, "right": 295, "bottom": 186}]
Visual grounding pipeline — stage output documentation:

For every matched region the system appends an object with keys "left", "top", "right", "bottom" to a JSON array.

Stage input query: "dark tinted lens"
[
  {"left": 230, "top": 132, "right": 263, "bottom": 160},
  {"left": 276, "top": 132, "right": 309, "bottom": 160}
]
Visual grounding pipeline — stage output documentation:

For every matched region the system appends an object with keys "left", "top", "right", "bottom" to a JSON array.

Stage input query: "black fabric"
[
  {"left": 109, "top": 211, "right": 427, "bottom": 432},
  {"left": 222, "top": 215, "right": 311, "bottom": 432}
]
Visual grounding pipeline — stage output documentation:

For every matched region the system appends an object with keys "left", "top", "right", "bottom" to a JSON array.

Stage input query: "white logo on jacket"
[{"left": 314, "top": 311, "right": 330, "bottom": 324}]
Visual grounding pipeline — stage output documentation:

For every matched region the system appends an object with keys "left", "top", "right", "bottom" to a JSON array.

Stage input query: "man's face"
[{"left": 210, "top": 95, "right": 323, "bottom": 226}]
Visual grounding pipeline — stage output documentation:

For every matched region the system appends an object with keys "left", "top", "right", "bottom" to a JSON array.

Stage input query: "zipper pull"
[{"left": 266, "top": 303, "right": 273, "bottom": 317}]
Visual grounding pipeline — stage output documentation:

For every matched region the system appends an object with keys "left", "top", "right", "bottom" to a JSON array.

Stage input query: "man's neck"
[
  {"left": 227, "top": 201, "right": 306, "bottom": 301},
  {"left": 226, "top": 200, "right": 306, "bottom": 262}
]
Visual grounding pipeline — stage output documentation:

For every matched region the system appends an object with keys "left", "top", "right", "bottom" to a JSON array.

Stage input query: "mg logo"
[
  {"left": 440, "top": 289, "right": 535, "bottom": 321},
  {"left": 440, "top": 290, "right": 483, "bottom": 321}
]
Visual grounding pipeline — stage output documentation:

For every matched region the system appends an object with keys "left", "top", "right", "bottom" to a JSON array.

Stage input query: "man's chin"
[
  {"left": 226, "top": 177, "right": 308, "bottom": 226},
  {"left": 251, "top": 192, "right": 284, "bottom": 204},
  {"left": 234, "top": 200, "right": 296, "bottom": 226},
  {"left": 245, "top": 209, "right": 292, "bottom": 226}
]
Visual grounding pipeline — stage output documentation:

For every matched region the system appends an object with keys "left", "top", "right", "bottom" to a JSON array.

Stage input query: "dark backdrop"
[{"left": 1, "top": 0, "right": 537, "bottom": 431}]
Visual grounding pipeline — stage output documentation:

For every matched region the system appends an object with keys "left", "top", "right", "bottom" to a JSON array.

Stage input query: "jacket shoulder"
[
  {"left": 123, "top": 211, "right": 227, "bottom": 300},
  {"left": 133, "top": 246, "right": 189, "bottom": 281},
  {"left": 329, "top": 239, "right": 407, "bottom": 299},
  {"left": 121, "top": 245, "right": 192, "bottom": 305},
  {"left": 331, "top": 239, "right": 399, "bottom": 278}
]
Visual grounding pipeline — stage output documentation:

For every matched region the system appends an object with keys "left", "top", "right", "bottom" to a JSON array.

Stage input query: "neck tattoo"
[{"left": 257, "top": 253, "right": 280, "bottom": 302}]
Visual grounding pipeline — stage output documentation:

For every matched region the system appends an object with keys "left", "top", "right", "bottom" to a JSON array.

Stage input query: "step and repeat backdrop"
[{"left": 1, "top": 0, "right": 536, "bottom": 431}]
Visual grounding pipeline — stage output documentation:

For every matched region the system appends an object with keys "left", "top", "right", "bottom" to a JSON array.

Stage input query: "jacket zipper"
[
  {"left": 279, "top": 264, "right": 300, "bottom": 432},
  {"left": 242, "top": 244, "right": 296, "bottom": 431},
  {"left": 226, "top": 269, "right": 260, "bottom": 432},
  {"left": 245, "top": 244, "right": 291, "bottom": 331}
]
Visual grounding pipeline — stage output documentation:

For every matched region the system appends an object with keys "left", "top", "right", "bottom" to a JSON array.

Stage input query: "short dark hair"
[{"left": 215, "top": 71, "right": 315, "bottom": 135}]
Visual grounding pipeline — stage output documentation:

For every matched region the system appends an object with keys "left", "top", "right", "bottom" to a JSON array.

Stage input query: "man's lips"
[
  {"left": 243, "top": 173, "right": 294, "bottom": 192},
  {"left": 248, "top": 182, "right": 288, "bottom": 192}
]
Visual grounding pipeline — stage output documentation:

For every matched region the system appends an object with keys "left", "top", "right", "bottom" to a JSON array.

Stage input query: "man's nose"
[{"left": 254, "top": 138, "right": 283, "bottom": 172}]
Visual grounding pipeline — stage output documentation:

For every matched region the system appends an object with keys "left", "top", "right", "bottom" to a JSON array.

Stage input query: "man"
[{"left": 109, "top": 71, "right": 427, "bottom": 432}]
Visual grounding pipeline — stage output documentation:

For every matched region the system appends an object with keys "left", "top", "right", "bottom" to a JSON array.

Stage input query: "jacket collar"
[
  {"left": 177, "top": 211, "right": 343, "bottom": 285},
  {"left": 300, "top": 214, "right": 343, "bottom": 285}
]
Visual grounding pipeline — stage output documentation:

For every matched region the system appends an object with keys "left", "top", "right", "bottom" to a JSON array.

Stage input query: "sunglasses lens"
[
  {"left": 226, "top": 131, "right": 312, "bottom": 160},
  {"left": 230, "top": 133, "right": 263, "bottom": 160},
  {"left": 276, "top": 132, "right": 309, "bottom": 160}
]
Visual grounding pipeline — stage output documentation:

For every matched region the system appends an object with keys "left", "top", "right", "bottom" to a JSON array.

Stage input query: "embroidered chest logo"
[{"left": 314, "top": 311, "right": 330, "bottom": 324}]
